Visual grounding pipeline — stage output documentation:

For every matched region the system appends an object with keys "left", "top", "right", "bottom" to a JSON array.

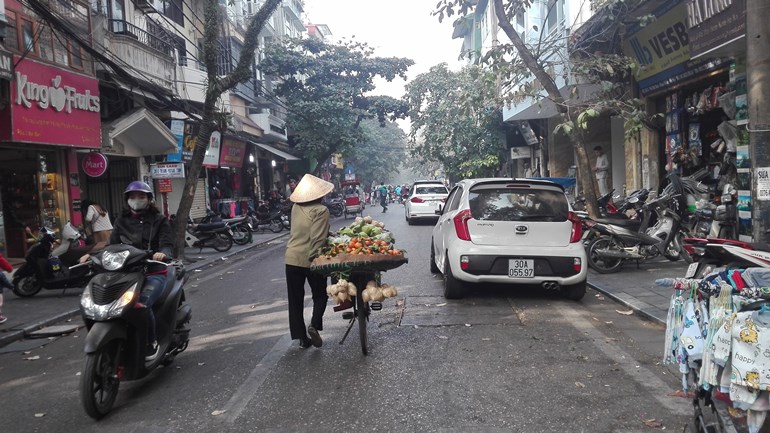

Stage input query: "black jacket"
[{"left": 110, "top": 209, "right": 173, "bottom": 258}]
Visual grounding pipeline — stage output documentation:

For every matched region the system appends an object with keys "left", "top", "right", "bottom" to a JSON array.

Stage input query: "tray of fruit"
[{"left": 310, "top": 216, "right": 408, "bottom": 274}]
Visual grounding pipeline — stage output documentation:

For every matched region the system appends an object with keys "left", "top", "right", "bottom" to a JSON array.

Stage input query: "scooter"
[
  {"left": 201, "top": 210, "right": 252, "bottom": 246},
  {"left": 79, "top": 244, "right": 191, "bottom": 419},
  {"left": 12, "top": 226, "right": 100, "bottom": 297},
  {"left": 585, "top": 192, "right": 686, "bottom": 273},
  {"left": 247, "top": 204, "right": 285, "bottom": 233},
  {"left": 185, "top": 218, "right": 234, "bottom": 252}
]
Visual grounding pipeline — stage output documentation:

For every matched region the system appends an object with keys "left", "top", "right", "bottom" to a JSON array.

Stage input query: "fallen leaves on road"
[
  {"left": 575, "top": 382, "right": 586, "bottom": 388},
  {"left": 641, "top": 418, "right": 663, "bottom": 428},
  {"left": 211, "top": 409, "right": 227, "bottom": 416},
  {"left": 435, "top": 303, "right": 447, "bottom": 307},
  {"left": 24, "top": 355, "right": 40, "bottom": 361},
  {"left": 438, "top": 336, "right": 448, "bottom": 339},
  {"left": 465, "top": 324, "right": 472, "bottom": 327},
  {"left": 481, "top": 338, "right": 491, "bottom": 341},
  {"left": 668, "top": 389, "right": 696, "bottom": 398},
  {"left": 34, "top": 413, "right": 45, "bottom": 418},
  {"left": 595, "top": 294, "right": 605, "bottom": 301},
  {"left": 616, "top": 309, "right": 634, "bottom": 315}
]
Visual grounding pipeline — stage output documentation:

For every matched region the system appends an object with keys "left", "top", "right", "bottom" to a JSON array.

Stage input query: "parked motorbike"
[
  {"left": 201, "top": 210, "right": 251, "bottom": 245},
  {"left": 585, "top": 191, "right": 686, "bottom": 273},
  {"left": 79, "top": 244, "right": 191, "bottom": 419},
  {"left": 247, "top": 205, "right": 285, "bottom": 233},
  {"left": 322, "top": 196, "right": 344, "bottom": 217},
  {"left": 12, "top": 226, "right": 101, "bottom": 297},
  {"left": 170, "top": 215, "right": 234, "bottom": 252}
]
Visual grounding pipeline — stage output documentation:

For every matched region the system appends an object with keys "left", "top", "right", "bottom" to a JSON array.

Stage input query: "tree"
[
  {"left": 173, "top": 0, "right": 283, "bottom": 257},
  {"left": 345, "top": 118, "right": 408, "bottom": 186},
  {"left": 258, "top": 37, "right": 414, "bottom": 171},
  {"left": 405, "top": 63, "right": 505, "bottom": 180},
  {"left": 434, "top": 0, "right": 650, "bottom": 217}
]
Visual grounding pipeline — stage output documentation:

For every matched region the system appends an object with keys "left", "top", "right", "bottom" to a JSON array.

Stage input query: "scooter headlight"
[
  {"left": 81, "top": 282, "right": 139, "bottom": 320},
  {"left": 102, "top": 250, "right": 130, "bottom": 271}
]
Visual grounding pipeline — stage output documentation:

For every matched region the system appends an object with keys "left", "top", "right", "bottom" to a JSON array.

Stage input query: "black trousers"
[{"left": 285, "top": 264, "right": 328, "bottom": 340}]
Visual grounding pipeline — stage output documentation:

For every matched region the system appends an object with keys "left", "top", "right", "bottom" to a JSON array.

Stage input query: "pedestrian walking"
[
  {"left": 285, "top": 174, "right": 333, "bottom": 349},
  {"left": 593, "top": 145, "right": 610, "bottom": 195},
  {"left": 0, "top": 252, "right": 13, "bottom": 324},
  {"left": 378, "top": 182, "right": 388, "bottom": 213},
  {"left": 82, "top": 199, "right": 113, "bottom": 244}
]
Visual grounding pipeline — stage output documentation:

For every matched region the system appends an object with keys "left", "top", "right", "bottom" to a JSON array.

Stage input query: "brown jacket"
[{"left": 284, "top": 202, "right": 330, "bottom": 268}]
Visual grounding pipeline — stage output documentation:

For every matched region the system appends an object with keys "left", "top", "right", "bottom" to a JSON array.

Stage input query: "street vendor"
[{"left": 284, "top": 173, "right": 334, "bottom": 349}]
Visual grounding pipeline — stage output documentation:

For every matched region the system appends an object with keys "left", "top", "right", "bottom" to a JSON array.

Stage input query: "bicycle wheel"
[{"left": 356, "top": 291, "right": 368, "bottom": 355}]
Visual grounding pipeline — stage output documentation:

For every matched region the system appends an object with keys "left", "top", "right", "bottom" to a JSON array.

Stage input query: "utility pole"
[{"left": 747, "top": 0, "right": 770, "bottom": 241}]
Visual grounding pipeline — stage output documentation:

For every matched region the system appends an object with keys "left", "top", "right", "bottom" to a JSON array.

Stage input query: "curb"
[
  {"left": 0, "top": 232, "right": 290, "bottom": 349},
  {"left": 587, "top": 280, "right": 665, "bottom": 326}
]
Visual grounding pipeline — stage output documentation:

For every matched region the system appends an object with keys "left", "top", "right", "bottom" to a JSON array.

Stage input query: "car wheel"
[
  {"left": 430, "top": 241, "right": 440, "bottom": 274},
  {"left": 407, "top": 216, "right": 413, "bottom": 225},
  {"left": 561, "top": 280, "right": 586, "bottom": 301},
  {"left": 443, "top": 255, "right": 465, "bottom": 299}
]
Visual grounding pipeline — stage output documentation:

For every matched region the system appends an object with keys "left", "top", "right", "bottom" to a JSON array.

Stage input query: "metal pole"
[{"left": 747, "top": 0, "right": 770, "bottom": 241}]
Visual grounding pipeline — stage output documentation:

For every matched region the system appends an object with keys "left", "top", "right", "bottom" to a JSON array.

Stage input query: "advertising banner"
[
  {"left": 687, "top": 0, "right": 746, "bottom": 59},
  {"left": 219, "top": 137, "right": 246, "bottom": 168},
  {"left": 202, "top": 131, "right": 222, "bottom": 167}
]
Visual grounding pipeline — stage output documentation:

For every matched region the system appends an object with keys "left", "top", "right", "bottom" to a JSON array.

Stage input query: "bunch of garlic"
[
  {"left": 361, "top": 281, "right": 399, "bottom": 303},
  {"left": 326, "top": 279, "right": 357, "bottom": 305}
]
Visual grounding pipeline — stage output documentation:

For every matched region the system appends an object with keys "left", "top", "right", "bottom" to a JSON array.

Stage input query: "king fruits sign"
[{"left": 11, "top": 57, "right": 101, "bottom": 148}]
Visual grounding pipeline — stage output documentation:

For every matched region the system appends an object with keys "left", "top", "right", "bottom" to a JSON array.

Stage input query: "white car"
[
  {"left": 404, "top": 182, "right": 449, "bottom": 225},
  {"left": 430, "top": 178, "right": 587, "bottom": 300}
]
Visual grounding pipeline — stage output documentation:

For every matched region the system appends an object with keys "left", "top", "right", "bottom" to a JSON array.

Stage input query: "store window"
[{"left": 0, "top": 149, "right": 66, "bottom": 258}]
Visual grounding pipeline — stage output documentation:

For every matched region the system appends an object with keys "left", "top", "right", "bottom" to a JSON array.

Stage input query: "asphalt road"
[{"left": 0, "top": 202, "right": 692, "bottom": 433}]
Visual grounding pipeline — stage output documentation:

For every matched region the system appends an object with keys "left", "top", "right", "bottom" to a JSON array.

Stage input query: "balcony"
[
  {"left": 103, "top": 19, "right": 175, "bottom": 88},
  {"left": 249, "top": 111, "right": 287, "bottom": 143},
  {"left": 282, "top": 0, "right": 304, "bottom": 27}
]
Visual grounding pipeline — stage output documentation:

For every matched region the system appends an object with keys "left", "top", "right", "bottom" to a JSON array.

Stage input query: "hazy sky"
[{"left": 303, "top": 0, "right": 465, "bottom": 100}]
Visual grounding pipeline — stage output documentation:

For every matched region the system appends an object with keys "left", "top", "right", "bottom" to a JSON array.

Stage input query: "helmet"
[
  {"left": 124, "top": 181, "right": 153, "bottom": 201},
  {"left": 39, "top": 227, "right": 56, "bottom": 243}
]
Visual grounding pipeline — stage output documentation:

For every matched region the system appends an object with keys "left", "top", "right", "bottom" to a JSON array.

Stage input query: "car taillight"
[
  {"left": 453, "top": 209, "right": 473, "bottom": 241},
  {"left": 568, "top": 211, "right": 582, "bottom": 243},
  {"left": 410, "top": 197, "right": 425, "bottom": 203},
  {"left": 573, "top": 258, "right": 582, "bottom": 273}
]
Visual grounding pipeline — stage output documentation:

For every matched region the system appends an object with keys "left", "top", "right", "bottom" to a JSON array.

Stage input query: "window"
[
  {"left": 172, "top": 35, "right": 187, "bottom": 66},
  {"left": 19, "top": 18, "right": 38, "bottom": 55},
  {"left": 545, "top": 0, "right": 558, "bottom": 34},
  {"left": 38, "top": 25, "right": 54, "bottom": 62},
  {"left": 468, "top": 188, "right": 568, "bottom": 222},
  {"left": 53, "top": 33, "right": 68, "bottom": 65},
  {"left": 157, "top": 0, "right": 184, "bottom": 26},
  {"left": 69, "top": 40, "right": 84, "bottom": 69}
]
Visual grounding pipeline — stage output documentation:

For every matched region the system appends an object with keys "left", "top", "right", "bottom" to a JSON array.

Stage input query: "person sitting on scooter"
[{"left": 80, "top": 181, "right": 173, "bottom": 361}]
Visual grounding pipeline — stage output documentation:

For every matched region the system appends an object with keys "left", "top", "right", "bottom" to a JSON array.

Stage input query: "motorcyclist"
[{"left": 80, "top": 181, "right": 173, "bottom": 360}]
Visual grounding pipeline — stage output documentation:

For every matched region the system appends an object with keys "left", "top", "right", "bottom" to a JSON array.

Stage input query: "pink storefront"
[{"left": 0, "top": 56, "right": 101, "bottom": 258}]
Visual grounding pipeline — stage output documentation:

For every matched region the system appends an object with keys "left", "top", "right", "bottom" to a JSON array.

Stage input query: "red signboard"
[
  {"left": 219, "top": 137, "right": 246, "bottom": 168},
  {"left": 156, "top": 178, "right": 173, "bottom": 193},
  {"left": 82, "top": 152, "right": 108, "bottom": 177},
  {"left": 11, "top": 57, "right": 101, "bottom": 148}
]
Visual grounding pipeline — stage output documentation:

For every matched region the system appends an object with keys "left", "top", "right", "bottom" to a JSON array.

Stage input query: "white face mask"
[{"left": 128, "top": 198, "right": 149, "bottom": 211}]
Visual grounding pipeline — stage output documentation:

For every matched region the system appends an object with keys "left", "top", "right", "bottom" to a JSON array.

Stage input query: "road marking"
[
  {"left": 220, "top": 332, "right": 293, "bottom": 423},
  {"left": 552, "top": 303, "right": 690, "bottom": 416}
]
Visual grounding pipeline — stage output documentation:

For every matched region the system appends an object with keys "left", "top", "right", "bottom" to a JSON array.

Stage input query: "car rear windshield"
[
  {"left": 416, "top": 186, "right": 448, "bottom": 195},
  {"left": 468, "top": 187, "right": 569, "bottom": 222}
]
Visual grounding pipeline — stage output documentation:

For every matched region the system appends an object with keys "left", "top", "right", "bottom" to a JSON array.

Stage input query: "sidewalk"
[
  {"left": 587, "top": 258, "right": 689, "bottom": 325},
  {"left": 0, "top": 230, "right": 290, "bottom": 348}
]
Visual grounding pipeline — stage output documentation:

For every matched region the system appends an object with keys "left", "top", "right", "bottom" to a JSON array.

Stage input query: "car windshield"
[
  {"left": 416, "top": 186, "right": 447, "bottom": 195},
  {"left": 468, "top": 188, "right": 569, "bottom": 222}
]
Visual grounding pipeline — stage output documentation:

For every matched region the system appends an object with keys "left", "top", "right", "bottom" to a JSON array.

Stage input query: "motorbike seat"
[
  {"left": 594, "top": 217, "right": 641, "bottom": 230},
  {"left": 222, "top": 216, "right": 247, "bottom": 224},
  {"left": 196, "top": 222, "right": 226, "bottom": 232}
]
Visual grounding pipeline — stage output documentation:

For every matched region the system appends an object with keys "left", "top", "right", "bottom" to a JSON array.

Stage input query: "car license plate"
[
  {"left": 508, "top": 259, "right": 534, "bottom": 278},
  {"left": 684, "top": 262, "right": 699, "bottom": 279}
]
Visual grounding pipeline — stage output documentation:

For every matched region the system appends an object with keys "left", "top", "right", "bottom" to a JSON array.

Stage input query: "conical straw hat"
[{"left": 290, "top": 174, "right": 334, "bottom": 203}]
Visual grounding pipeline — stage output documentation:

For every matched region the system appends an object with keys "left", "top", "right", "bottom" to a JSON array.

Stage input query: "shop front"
[
  {"left": 208, "top": 136, "right": 253, "bottom": 218},
  {"left": 0, "top": 56, "right": 101, "bottom": 258},
  {"left": 624, "top": 0, "right": 748, "bottom": 239}
]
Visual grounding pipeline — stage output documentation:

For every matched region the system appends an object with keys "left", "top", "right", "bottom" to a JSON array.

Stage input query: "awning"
[
  {"left": 503, "top": 84, "right": 601, "bottom": 122},
  {"left": 103, "top": 108, "right": 178, "bottom": 156},
  {"left": 251, "top": 141, "right": 300, "bottom": 161}
]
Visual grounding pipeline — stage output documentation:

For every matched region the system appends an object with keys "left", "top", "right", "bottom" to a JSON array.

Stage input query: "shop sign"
[
  {"left": 156, "top": 178, "right": 173, "bottom": 193},
  {"left": 0, "top": 50, "right": 12, "bottom": 81},
  {"left": 757, "top": 167, "right": 770, "bottom": 201},
  {"left": 510, "top": 146, "right": 531, "bottom": 160},
  {"left": 150, "top": 162, "right": 185, "bottom": 179},
  {"left": 11, "top": 57, "right": 101, "bottom": 148},
  {"left": 166, "top": 119, "right": 185, "bottom": 162},
  {"left": 623, "top": 1, "right": 690, "bottom": 82},
  {"left": 82, "top": 152, "right": 108, "bottom": 177},
  {"left": 203, "top": 131, "right": 222, "bottom": 168},
  {"left": 219, "top": 137, "right": 246, "bottom": 168},
  {"left": 687, "top": 0, "right": 745, "bottom": 58}
]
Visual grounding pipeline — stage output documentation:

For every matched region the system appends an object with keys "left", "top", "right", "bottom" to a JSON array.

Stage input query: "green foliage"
[
  {"left": 405, "top": 63, "right": 504, "bottom": 180},
  {"left": 345, "top": 118, "right": 408, "bottom": 185},
  {"left": 259, "top": 38, "right": 413, "bottom": 167}
]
